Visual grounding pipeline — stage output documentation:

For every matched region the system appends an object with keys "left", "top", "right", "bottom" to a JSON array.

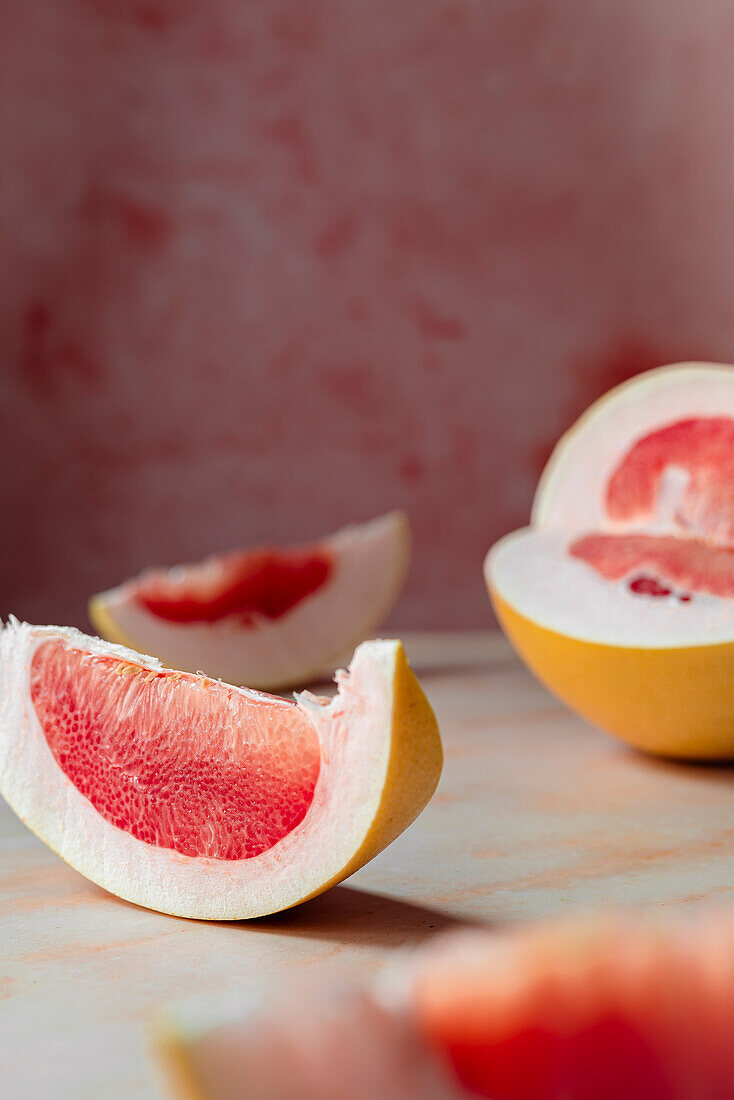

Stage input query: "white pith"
[
  {"left": 487, "top": 364, "right": 734, "bottom": 648},
  {"left": 0, "top": 619, "right": 401, "bottom": 919},
  {"left": 92, "top": 511, "right": 410, "bottom": 689},
  {"left": 487, "top": 528, "right": 734, "bottom": 647}
]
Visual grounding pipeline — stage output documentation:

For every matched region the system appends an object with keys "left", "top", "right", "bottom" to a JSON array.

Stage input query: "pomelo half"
[
  {"left": 89, "top": 511, "right": 410, "bottom": 690},
  {"left": 0, "top": 618, "right": 441, "bottom": 919},
  {"left": 157, "top": 912, "right": 734, "bottom": 1100},
  {"left": 485, "top": 363, "right": 734, "bottom": 757}
]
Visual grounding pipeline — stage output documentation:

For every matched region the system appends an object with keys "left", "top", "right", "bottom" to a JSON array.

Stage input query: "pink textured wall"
[{"left": 3, "top": 1, "right": 734, "bottom": 630}]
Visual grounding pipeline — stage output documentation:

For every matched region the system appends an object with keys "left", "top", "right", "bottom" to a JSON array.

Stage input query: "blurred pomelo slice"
[
  {"left": 158, "top": 913, "right": 734, "bottom": 1100},
  {"left": 0, "top": 619, "right": 441, "bottom": 919},
  {"left": 411, "top": 916, "right": 734, "bottom": 1100},
  {"left": 89, "top": 511, "right": 409, "bottom": 689},
  {"left": 159, "top": 986, "right": 464, "bottom": 1100}
]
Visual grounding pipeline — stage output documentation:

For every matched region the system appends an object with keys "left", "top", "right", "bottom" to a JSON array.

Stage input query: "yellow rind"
[
  {"left": 329, "top": 642, "right": 443, "bottom": 875},
  {"left": 154, "top": 1021, "right": 208, "bottom": 1100},
  {"left": 491, "top": 589, "right": 734, "bottom": 760},
  {"left": 289, "top": 641, "right": 443, "bottom": 910}
]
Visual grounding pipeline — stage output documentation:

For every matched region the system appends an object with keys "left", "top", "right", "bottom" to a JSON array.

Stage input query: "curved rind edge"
[{"left": 291, "top": 641, "right": 443, "bottom": 910}]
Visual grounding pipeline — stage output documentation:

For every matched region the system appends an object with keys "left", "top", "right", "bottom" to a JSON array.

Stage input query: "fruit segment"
[
  {"left": 0, "top": 619, "right": 442, "bottom": 919},
  {"left": 605, "top": 416, "right": 734, "bottom": 539},
  {"left": 30, "top": 638, "right": 320, "bottom": 860},
  {"left": 136, "top": 547, "right": 333, "bottom": 625},
  {"left": 486, "top": 363, "right": 734, "bottom": 757},
  {"left": 570, "top": 533, "right": 734, "bottom": 599},
  {"left": 89, "top": 511, "right": 410, "bottom": 690}
]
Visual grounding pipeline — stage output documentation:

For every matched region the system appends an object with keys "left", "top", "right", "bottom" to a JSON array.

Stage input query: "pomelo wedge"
[
  {"left": 89, "top": 511, "right": 410, "bottom": 690},
  {"left": 157, "top": 912, "right": 734, "bottom": 1100},
  {"left": 485, "top": 363, "right": 734, "bottom": 757},
  {"left": 0, "top": 618, "right": 441, "bottom": 919}
]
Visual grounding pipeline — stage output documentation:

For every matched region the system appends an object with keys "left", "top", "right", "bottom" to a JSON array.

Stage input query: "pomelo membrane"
[
  {"left": 0, "top": 619, "right": 442, "bottom": 918},
  {"left": 89, "top": 512, "right": 410, "bottom": 690},
  {"left": 486, "top": 364, "right": 734, "bottom": 757}
]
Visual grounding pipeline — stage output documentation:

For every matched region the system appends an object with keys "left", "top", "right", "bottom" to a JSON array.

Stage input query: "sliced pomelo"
[
  {"left": 156, "top": 912, "right": 734, "bottom": 1100},
  {"left": 485, "top": 363, "right": 734, "bottom": 757},
  {"left": 0, "top": 618, "right": 441, "bottom": 919},
  {"left": 89, "top": 511, "right": 410, "bottom": 690}
]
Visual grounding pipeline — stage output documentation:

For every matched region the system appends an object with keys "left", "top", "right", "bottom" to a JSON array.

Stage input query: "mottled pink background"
[{"left": 3, "top": 1, "right": 734, "bottom": 630}]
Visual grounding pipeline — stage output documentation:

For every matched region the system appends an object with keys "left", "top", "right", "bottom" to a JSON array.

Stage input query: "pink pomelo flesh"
[
  {"left": 432, "top": 1020, "right": 676, "bottom": 1100},
  {"left": 135, "top": 547, "right": 333, "bottom": 625},
  {"left": 605, "top": 417, "right": 734, "bottom": 538},
  {"left": 570, "top": 534, "right": 732, "bottom": 598},
  {"left": 570, "top": 417, "right": 734, "bottom": 599},
  {"left": 30, "top": 639, "right": 320, "bottom": 860},
  {"left": 440, "top": 1027, "right": 669, "bottom": 1100}
]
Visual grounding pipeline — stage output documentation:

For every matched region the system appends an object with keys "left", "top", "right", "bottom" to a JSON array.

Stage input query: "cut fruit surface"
[
  {"left": 604, "top": 417, "right": 734, "bottom": 539},
  {"left": 137, "top": 548, "right": 333, "bottom": 625},
  {"left": 157, "top": 912, "right": 734, "bottom": 1100},
  {"left": 570, "top": 532, "right": 734, "bottom": 599},
  {"left": 30, "top": 638, "right": 319, "bottom": 860},
  {"left": 486, "top": 363, "right": 734, "bottom": 757},
  {"left": 89, "top": 512, "right": 410, "bottom": 690},
  {"left": 0, "top": 619, "right": 442, "bottom": 919}
]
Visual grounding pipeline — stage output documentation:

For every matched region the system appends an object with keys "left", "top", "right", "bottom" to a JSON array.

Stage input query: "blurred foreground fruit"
[
  {"left": 0, "top": 618, "right": 441, "bottom": 919},
  {"left": 486, "top": 363, "right": 734, "bottom": 757},
  {"left": 90, "top": 511, "right": 410, "bottom": 690},
  {"left": 411, "top": 916, "right": 734, "bottom": 1100},
  {"left": 158, "top": 912, "right": 734, "bottom": 1100}
]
